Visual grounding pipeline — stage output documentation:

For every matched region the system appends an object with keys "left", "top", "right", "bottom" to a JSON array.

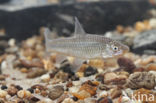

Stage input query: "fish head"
[{"left": 102, "top": 39, "right": 129, "bottom": 58}]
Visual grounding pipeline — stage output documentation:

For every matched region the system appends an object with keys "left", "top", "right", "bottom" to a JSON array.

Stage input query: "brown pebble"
[
  {"left": 30, "top": 96, "right": 40, "bottom": 102},
  {"left": 97, "top": 97, "right": 113, "bottom": 103},
  {"left": 80, "top": 81, "right": 97, "bottom": 96},
  {"left": 0, "top": 75, "right": 5, "bottom": 81},
  {"left": 20, "top": 59, "right": 43, "bottom": 68},
  {"left": 126, "top": 72, "right": 156, "bottom": 89},
  {"left": 7, "top": 86, "right": 18, "bottom": 96},
  {"left": 48, "top": 85, "right": 64, "bottom": 100},
  {"left": 66, "top": 81, "right": 73, "bottom": 88},
  {"left": 31, "top": 84, "right": 46, "bottom": 91},
  {"left": 146, "top": 63, "right": 156, "bottom": 71},
  {"left": 40, "top": 90, "right": 48, "bottom": 97},
  {"left": 110, "top": 87, "right": 122, "bottom": 99},
  {"left": 117, "top": 57, "right": 136, "bottom": 72},
  {"left": 27, "top": 68, "right": 47, "bottom": 78}
]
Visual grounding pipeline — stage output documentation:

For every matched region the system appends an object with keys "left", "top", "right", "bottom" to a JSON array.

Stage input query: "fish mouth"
[{"left": 122, "top": 45, "right": 129, "bottom": 53}]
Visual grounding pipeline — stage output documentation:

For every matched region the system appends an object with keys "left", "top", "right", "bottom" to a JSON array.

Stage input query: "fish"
[
  {"left": 44, "top": 17, "right": 129, "bottom": 72},
  {"left": 44, "top": 17, "right": 129, "bottom": 60}
]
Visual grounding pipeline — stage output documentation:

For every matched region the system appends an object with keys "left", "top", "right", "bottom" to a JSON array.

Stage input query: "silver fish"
[{"left": 44, "top": 17, "right": 129, "bottom": 60}]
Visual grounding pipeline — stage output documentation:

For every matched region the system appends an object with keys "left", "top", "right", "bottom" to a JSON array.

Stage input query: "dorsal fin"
[{"left": 74, "top": 17, "right": 86, "bottom": 36}]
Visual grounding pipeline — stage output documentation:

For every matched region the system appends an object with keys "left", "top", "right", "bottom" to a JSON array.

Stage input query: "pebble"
[
  {"left": 48, "top": 85, "right": 64, "bottom": 100},
  {"left": 117, "top": 57, "right": 136, "bottom": 72},
  {"left": 99, "top": 91, "right": 108, "bottom": 98},
  {"left": 27, "top": 88, "right": 34, "bottom": 93},
  {"left": 149, "top": 18, "right": 156, "bottom": 28},
  {"left": 79, "top": 81, "right": 97, "bottom": 96},
  {"left": 30, "top": 96, "right": 40, "bottom": 102},
  {"left": 110, "top": 87, "right": 122, "bottom": 99},
  {"left": 126, "top": 72, "right": 156, "bottom": 89},
  {"left": 27, "top": 68, "right": 47, "bottom": 78},
  {"left": 8, "top": 38, "right": 16, "bottom": 47},
  {"left": 1, "top": 85, "right": 7, "bottom": 90},
  {"left": 17, "top": 90, "right": 31, "bottom": 98},
  {"left": 7, "top": 86, "right": 18, "bottom": 96},
  {"left": 0, "top": 89, "right": 8, "bottom": 98},
  {"left": 97, "top": 97, "right": 113, "bottom": 103},
  {"left": 146, "top": 63, "right": 156, "bottom": 71},
  {"left": 62, "top": 98, "right": 75, "bottom": 103},
  {"left": 40, "top": 74, "right": 50, "bottom": 82},
  {"left": 84, "top": 66, "right": 97, "bottom": 77},
  {"left": 104, "top": 72, "right": 127, "bottom": 84},
  {"left": 72, "top": 90, "right": 91, "bottom": 100}
]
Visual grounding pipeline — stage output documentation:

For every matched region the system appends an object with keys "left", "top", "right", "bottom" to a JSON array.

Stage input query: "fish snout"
[{"left": 122, "top": 45, "right": 129, "bottom": 53}]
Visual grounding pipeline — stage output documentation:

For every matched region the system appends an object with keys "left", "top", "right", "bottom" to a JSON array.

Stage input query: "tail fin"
[{"left": 44, "top": 28, "right": 53, "bottom": 52}]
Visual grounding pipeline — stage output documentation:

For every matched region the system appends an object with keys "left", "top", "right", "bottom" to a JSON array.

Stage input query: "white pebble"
[
  {"left": 17, "top": 90, "right": 31, "bottom": 98},
  {"left": 69, "top": 86, "right": 79, "bottom": 93},
  {"left": 8, "top": 38, "right": 16, "bottom": 47},
  {"left": 41, "top": 74, "right": 50, "bottom": 82},
  {"left": 62, "top": 98, "right": 74, "bottom": 103},
  {"left": 149, "top": 18, "right": 156, "bottom": 28},
  {"left": 1, "top": 61, "right": 7, "bottom": 70},
  {"left": 99, "top": 91, "right": 108, "bottom": 97},
  {"left": 0, "top": 89, "right": 8, "bottom": 98}
]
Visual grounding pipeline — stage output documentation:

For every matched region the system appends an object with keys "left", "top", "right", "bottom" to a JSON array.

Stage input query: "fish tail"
[{"left": 44, "top": 28, "right": 53, "bottom": 52}]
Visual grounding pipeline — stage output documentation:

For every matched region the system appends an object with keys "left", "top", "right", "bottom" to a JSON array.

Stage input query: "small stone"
[
  {"left": 96, "top": 74, "right": 104, "bottom": 83},
  {"left": 66, "top": 81, "right": 73, "bottom": 88},
  {"left": 84, "top": 98, "right": 97, "bottom": 103},
  {"left": 40, "top": 74, "right": 50, "bottom": 82},
  {"left": 27, "top": 88, "right": 34, "bottom": 93},
  {"left": 27, "top": 68, "right": 47, "bottom": 78},
  {"left": 99, "top": 91, "right": 108, "bottom": 98},
  {"left": 57, "top": 93, "right": 69, "bottom": 103},
  {"left": 8, "top": 38, "right": 16, "bottom": 47},
  {"left": 20, "top": 68, "right": 28, "bottom": 73},
  {"left": 104, "top": 72, "right": 127, "bottom": 84},
  {"left": 79, "top": 81, "right": 97, "bottom": 96},
  {"left": 84, "top": 66, "right": 97, "bottom": 77},
  {"left": 60, "top": 60, "right": 74, "bottom": 75},
  {"left": 72, "top": 96, "right": 78, "bottom": 101},
  {"left": 31, "top": 84, "right": 46, "bottom": 91},
  {"left": 15, "top": 85, "right": 23, "bottom": 90},
  {"left": 146, "top": 63, "right": 156, "bottom": 71},
  {"left": 117, "top": 57, "right": 136, "bottom": 72},
  {"left": 0, "top": 90, "right": 7, "bottom": 98},
  {"left": 0, "top": 75, "right": 5, "bottom": 81},
  {"left": 1, "top": 85, "right": 7, "bottom": 90},
  {"left": 110, "top": 87, "right": 122, "bottom": 99},
  {"left": 126, "top": 72, "right": 156, "bottom": 89},
  {"left": 41, "top": 90, "right": 48, "bottom": 97},
  {"left": 7, "top": 86, "right": 18, "bottom": 96},
  {"left": 97, "top": 97, "right": 113, "bottom": 103},
  {"left": 48, "top": 85, "right": 64, "bottom": 100},
  {"left": 17, "top": 90, "right": 31, "bottom": 98},
  {"left": 30, "top": 96, "right": 40, "bottom": 102},
  {"left": 99, "top": 84, "right": 112, "bottom": 90},
  {"left": 72, "top": 90, "right": 91, "bottom": 100},
  {"left": 149, "top": 18, "right": 156, "bottom": 28},
  {"left": 62, "top": 98, "right": 75, "bottom": 103}
]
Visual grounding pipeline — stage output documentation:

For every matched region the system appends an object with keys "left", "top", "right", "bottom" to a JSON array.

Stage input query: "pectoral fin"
[{"left": 70, "top": 58, "right": 85, "bottom": 72}]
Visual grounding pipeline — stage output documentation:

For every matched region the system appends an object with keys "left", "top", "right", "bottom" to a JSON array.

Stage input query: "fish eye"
[{"left": 113, "top": 46, "right": 118, "bottom": 51}]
